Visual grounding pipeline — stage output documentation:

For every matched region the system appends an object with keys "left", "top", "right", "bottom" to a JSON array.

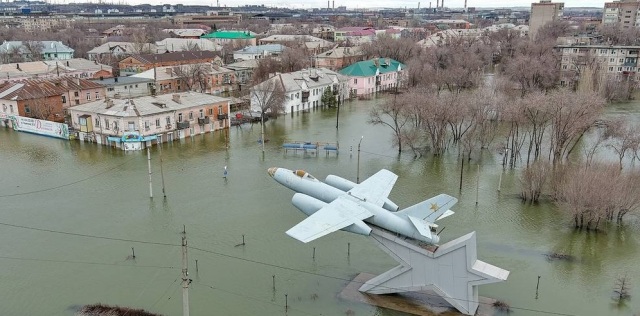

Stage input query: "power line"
[
  {"left": 0, "top": 156, "right": 139, "bottom": 198},
  {"left": 0, "top": 221, "right": 180, "bottom": 247},
  {"left": 0, "top": 255, "right": 176, "bottom": 269},
  {"left": 0, "top": 220, "right": 575, "bottom": 316},
  {"left": 187, "top": 246, "right": 575, "bottom": 316}
]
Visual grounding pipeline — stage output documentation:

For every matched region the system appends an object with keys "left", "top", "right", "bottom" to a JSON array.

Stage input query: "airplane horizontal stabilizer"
[
  {"left": 398, "top": 194, "right": 458, "bottom": 222},
  {"left": 407, "top": 215, "right": 434, "bottom": 240}
]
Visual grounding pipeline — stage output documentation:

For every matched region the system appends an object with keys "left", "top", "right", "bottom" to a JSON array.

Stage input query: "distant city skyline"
[{"left": 117, "top": 0, "right": 604, "bottom": 8}]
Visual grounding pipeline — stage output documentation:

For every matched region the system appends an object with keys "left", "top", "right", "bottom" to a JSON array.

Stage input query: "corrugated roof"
[
  {"left": 0, "top": 76, "right": 104, "bottom": 101},
  {"left": 71, "top": 91, "right": 229, "bottom": 117},
  {"left": 339, "top": 58, "right": 404, "bottom": 77},
  {"left": 126, "top": 51, "right": 219, "bottom": 65}
]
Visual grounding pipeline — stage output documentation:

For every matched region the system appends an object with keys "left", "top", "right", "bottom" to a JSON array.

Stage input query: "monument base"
[{"left": 339, "top": 273, "right": 500, "bottom": 316}]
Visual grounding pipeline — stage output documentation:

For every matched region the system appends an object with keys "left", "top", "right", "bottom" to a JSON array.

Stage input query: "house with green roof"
[
  {"left": 339, "top": 58, "right": 405, "bottom": 97},
  {"left": 201, "top": 30, "right": 257, "bottom": 46}
]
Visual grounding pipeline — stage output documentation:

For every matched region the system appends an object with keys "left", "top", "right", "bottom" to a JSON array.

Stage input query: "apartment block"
[{"left": 529, "top": 0, "right": 564, "bottom": 39}]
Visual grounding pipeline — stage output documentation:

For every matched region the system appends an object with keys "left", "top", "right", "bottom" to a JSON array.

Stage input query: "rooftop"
[
  {"left": 201, "top": 30, "right": 255, "bottom": 39},
  {"left": 339, "top": 58, "right": 404, "bottom": 77}
]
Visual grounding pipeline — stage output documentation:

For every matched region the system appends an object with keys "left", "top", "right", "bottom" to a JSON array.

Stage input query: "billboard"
[{"left": 8, "top": 115, "right": 69, "bottom": 140}]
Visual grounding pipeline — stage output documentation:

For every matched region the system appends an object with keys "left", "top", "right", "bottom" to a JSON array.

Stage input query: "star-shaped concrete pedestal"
[{"left": 359, "top": 227, "right": 509, "bottom": 315}]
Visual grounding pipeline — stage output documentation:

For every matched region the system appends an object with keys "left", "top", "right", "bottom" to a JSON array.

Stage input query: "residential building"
[
  {"left": 68, "top": 92, "right": 231, "bottom": 150},
  {"left": 314, "top": 46, "right": 366, "bottom": 71},
  {"left": 119, "top": 51, "right": 221, "bottom": 76},
  {"left": 603, "top": 0, "right": 640, "bottom": 27},
  {"left": 529, "top": 0, "right": 564, "bottom": 39},
  {"left": 258, "top": 35, "right": 333, "bottom": 55},
  {"left": 0, "top": 58, "right": 113, "bottom": 82},
  {"left": 233, "top": 44, "right": 285, "bottom": 61},
  {"left": 162, "top": 28, "right": 208, "bottom": 39},
  {"left": 557, "top": 44, "right": 640, "bottom": 86},
  {"left": 155, "top": 38, "right": 221, "bottom": 53},
  {"left": 0, "top": 77, "right": 105, "bottom": 122},
  {"left": 334, "top": 27, "right": 377, "bottom": 43},
  {"left": 131, "top": 63, "right": 236, "bottom": 97},
  {"left": 339, "top": 58, "right": 405, "bottom": 97},
  {"left": 425, "top": 19, "right": 472, "bottom": 30},
  {"left": 201, "top": 30, "right": 257, "bottom": 46},
  {"left": 0, "top": 40, "right": 74, "bottom": 61},
  {"left": 87, "top": 42, "right": 157, "bottom": 62},
  {"left": 225, "top": 59, "right": 259, "bottom": 85},
  {"left": 250, "top": 68, "right": 349, "bottom": 114},
  {"left": 92, "top": 76, "right": 155, "bottom": 99}
]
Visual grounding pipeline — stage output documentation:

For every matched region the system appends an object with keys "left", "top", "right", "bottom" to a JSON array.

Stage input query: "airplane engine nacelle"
[
  {"left": 292, "top": 193, "right": 326, "bottom": 216},
  {"left": 325, "top": 175, "right": 400, "bottom": 212}
]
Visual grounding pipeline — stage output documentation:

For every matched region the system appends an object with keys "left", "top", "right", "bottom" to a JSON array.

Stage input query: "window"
[
  {"left": 135, "top": 84, "right": 138, "bottom": 88},
  {"left": 208, "top": 108, "right": 213, "bottom": 115},
  {"left": 74, "top": 91, "right": 79, "bottom": 97},
  {"left": 354, "top": 78, "right": 357, "bottom": 84},
  {"left": 166, "top": 116, "right": 171, "bottom": 125},
  {"left": 95, "top": 118, "right": 100, "bottom": 127},
  {"left": 86, "top": 92, "right": 91, "bottom": 101},
  {"left": 610, "top": 58, "right": 615, "bottom": 62},
  {"left": 144, "top": 121, "right": 150, "bottom": 130},
  {"left": 619, "top": 67, "right": 623, "bottom": 71},
  {"left": 128, "top": 121, "right": 135, "bottom": 131},
  {"left": 189, "top": 111, "right": 193, "bottom": 120},
  {"left": 113, "top": 121, "right": 119, "bottom": 130},
  {"left": 562, "top": 65, "right": 568, "bottom": 69},
  {"left": 156, "top": 119, "right": 160, "bottom": 127},
  {"left": 9, "top": 104, "right": 13, "bottom": 113},
  {"left": 107, "top": 87, "right": 115, "bottom": 91},
  {"left": 61, "top": 95, "right": 66, "bottom": 104},
  {"left": 24, "top": 105, "right": 30, "bottom": 114},
  {"left": 105, "top": 119, "right": 110, "bottom": 130},
  {"left": 218, "top": 106, "right": 223, "bottom": 115},
  {"left": 124, "top": 86, "right": 127, "bottom": 90},
  {"left": 95, "top": 92, "right": 100, "bottom": 100},
  {"left": 178, "top": 113, "right": 183, "bottom": 122},
  {"left": 609, "top": 66, "right": 614, "bottom": 71},
  {"left": 199, "top": 109, "right": 204, "bottom": 118},
  {"left": 620, "top": 59, "right": 624, "bottom": 63}
]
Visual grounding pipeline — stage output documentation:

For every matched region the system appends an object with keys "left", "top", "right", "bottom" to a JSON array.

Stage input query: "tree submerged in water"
[{"left": 77, "top": 303, "right": 163, "bottom": 316}]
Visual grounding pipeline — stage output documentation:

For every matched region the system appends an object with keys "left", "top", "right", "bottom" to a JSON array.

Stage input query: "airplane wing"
[
  {"left": 286, "top": 196, "right": 373, "bottom": 243},
  {"left": 347, "top": 169, "right": 398, "bottom": 208}
]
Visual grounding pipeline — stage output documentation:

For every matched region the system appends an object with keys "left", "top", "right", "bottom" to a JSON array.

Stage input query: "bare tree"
[
  {"left": 360, "top": 34, "right": 421, "bottom": 63},
  {"left": 548, "top": 89, "right": 605, "bottom": 164},
  {"left": 613, "top": 275, "right": 631, "bottom": 302},
  {"left": 22, "top": 41, "right": 44, "bottom": 61},
  {"left": 173, "top": 64, "right": 211, "bottom": 93},
  {"left": 520, "top": 161, "right": 551, "bottom": 204},
  {"left": 250, "top": 78, "right": 286, "bottom": 152},
  {"left": 604, "top": 118, "right": 640, "bottom": 169},
  {"left": 368, "top": 92, "right": 414, "bottom": 154}
]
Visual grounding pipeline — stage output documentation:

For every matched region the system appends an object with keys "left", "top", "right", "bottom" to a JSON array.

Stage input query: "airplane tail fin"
[{"left": 398, "top": 194, "right": 458, "bottom": 222}]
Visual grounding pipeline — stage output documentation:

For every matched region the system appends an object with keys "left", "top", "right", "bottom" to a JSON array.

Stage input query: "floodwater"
[{"left": 0, "top": 98, "right": 639, "bottom": 316}]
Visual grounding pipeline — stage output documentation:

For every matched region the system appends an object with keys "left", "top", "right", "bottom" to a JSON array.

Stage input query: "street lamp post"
[{"left": 357, "top": 136, "right": 363, "bottom": 184}]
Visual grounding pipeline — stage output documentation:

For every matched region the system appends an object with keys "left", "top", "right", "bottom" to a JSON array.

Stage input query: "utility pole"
[
  {"left": 147, "top": 145, "right": 153, "bottom": 199},
  {"left": 356, "top": 136, "right": 363, "bottom": 184},
  {"left": 181, "top": 225, "right": 190, "bottom": 316},
  {"left": 159, "top": 144, "right": 166, "bottom": 198}
]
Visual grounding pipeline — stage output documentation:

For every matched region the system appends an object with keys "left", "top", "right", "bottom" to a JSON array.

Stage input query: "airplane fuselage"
[{"left": 269, "top": 168, "right": 439, "bottom": 244}]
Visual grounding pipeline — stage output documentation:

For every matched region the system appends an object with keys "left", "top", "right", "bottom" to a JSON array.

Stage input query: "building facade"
[
  {"left": 603, "top": 0, "right": 640, "bottom": 27},
  {"left": 558, "top": 44, "right": 640, "bottom": 86},
  {"left": 314, "top": 46, "right": 366, "bottom": 71},
  {"left": 529, "top": 0, "right": 564, "bottom": 39},
  {"left": 232, "top": 44, "right": 285, "bottom": 61},
  {"left": 339, "top": 58, "right": 405, "bottom": 97},
  {"left": 131, "top": 63, "right": 236, "bottom": 97},
  {"left": 68, "top": 92, "right": 230, "bottom": 150},
  {"left": 0, "top": 40, "right": 74, "bottom": 61},
  {"left": 92, "top": 76, "right": 155, "bottom": 99},
  {"left": 118, "top": 51, "right": 221, "bottom": 76},
  {"left": 250, "top": 68, "right": 349, "bottom": 114}
]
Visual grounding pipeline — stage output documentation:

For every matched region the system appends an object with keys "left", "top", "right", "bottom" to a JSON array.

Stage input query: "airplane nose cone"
[{"left": 268, "top": 167, "right": 278, "bottom": 177}]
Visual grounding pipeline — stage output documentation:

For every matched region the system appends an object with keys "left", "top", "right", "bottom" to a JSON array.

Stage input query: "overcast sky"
[{"left": 127, "top": 0, "right": 604, "bottom": 9}]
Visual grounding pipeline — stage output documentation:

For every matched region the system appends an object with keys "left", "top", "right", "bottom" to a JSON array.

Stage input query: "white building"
[
  {"left": 91, "top": 76, "right": 155, "bottom": 99},
  {"left": 250, "top": 68, "right": 349, "bottom": 114},
  {"left": 233, "top": 44, "right": 285, "bottom": 61}
]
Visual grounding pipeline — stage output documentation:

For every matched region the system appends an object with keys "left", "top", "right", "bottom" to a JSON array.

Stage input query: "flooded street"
[{"left": 0, "top": 98, "right": 639, "bottom": 316}]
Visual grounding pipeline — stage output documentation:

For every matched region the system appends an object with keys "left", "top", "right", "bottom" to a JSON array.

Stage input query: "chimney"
[{"left": 172, "top": 94, "right": 181, "bottom": 103}]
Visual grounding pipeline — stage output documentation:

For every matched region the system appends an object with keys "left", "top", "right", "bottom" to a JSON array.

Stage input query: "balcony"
[
  {"left": 198, "top": 116, "right": 210, "bottom": 125},
  {"left": 176, "top": 121, "right": 190, "bottom": 130},
  {"left": 217, "top": 113, "right": 228, "bottom": 120}
]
